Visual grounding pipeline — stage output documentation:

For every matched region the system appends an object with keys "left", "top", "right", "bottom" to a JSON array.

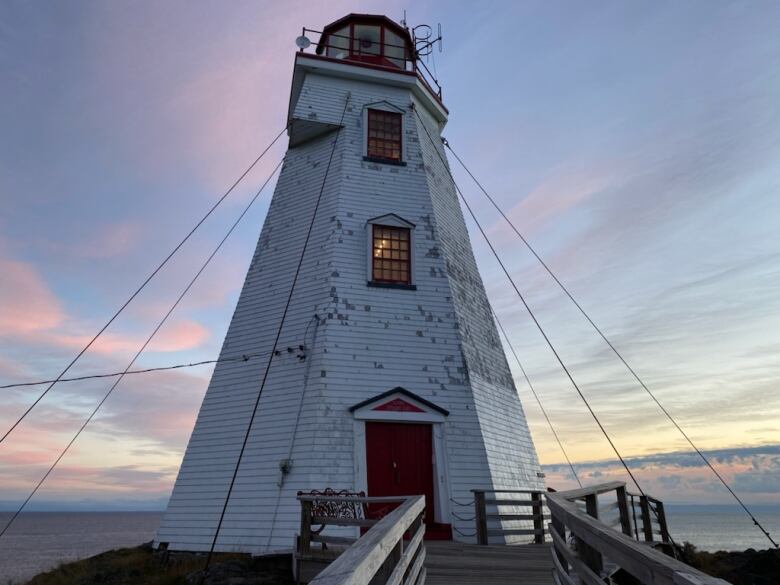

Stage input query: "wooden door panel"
[{"left": 365, "top": 422, "right": 434, "bottom": 525}]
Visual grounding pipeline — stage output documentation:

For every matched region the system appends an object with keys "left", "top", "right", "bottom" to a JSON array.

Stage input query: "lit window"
[
  {"left": 372, "top": 225, "right": 411, "bottom": 284},
  {"left": 367, "top": 109, "right": 402, "bottom": 162}
]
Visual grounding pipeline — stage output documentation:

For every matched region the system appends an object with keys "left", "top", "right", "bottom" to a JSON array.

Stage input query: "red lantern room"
[{"left": 315, "top": 14, "right": 414, "bottom": 70}]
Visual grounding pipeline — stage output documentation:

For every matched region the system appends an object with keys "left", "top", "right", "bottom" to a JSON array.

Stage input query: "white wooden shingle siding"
[{"left": 155, "top": 61, "right": 543, "bottom": 554}]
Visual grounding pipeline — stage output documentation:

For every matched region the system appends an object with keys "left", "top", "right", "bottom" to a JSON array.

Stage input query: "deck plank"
[{"left": 424, "top": 541, "right": 553, "bottom": 585}]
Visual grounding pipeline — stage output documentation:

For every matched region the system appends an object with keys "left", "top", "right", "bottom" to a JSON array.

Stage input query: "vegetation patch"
[
  {"left": 678, "top": 543, "right": 780, "bottom": 585},
  {"left": 22, "top": 543, "right": 294, "bottom": 585}
]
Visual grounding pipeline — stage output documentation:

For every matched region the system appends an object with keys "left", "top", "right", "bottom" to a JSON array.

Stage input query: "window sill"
[
  {"left": 367, "top": 281, "right": 417, "bottom": 291},
  {"left": 363, "top": 156, "right": 407, "bottom": 167}
]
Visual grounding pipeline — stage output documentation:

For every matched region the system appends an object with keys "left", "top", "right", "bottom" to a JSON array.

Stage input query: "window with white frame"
[
  {"left": 371, "top": 224, "right": 411, "bottom": 285},
  {"left": 366, "top": 214, "right": 416, "bottom": 289},
  {"left": 366, "top": 108, "right": 402, "bottom": 162}
]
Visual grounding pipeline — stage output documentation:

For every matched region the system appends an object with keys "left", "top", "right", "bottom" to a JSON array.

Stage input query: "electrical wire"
[
  {"left": 413, "top": 105, "right": 649, "bottom": 499},
  {"left": 203, "top": 94, "right": 351, "bottom": 572},
  {"left": 490, "top": 307, "right": 582, "bottom": 488},
  {"left": 0, "top": 158, "right": 283, "bottom": 540},
  {"left": 0, "top": 126, "right": 288, "bottom": 445},
  {"left": 414, "top": 108, "right": 683, "bottom": 551},
  {"left": 0, "top": 354, "right": 272, "bottom": 390},
  {"left": 444, "top": 140, "right": 778, "bottom": 549}
]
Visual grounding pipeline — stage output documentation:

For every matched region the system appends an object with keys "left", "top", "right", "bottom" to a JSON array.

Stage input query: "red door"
[{"left": 365, "top": 422, "right": 435, "bottom": 526}]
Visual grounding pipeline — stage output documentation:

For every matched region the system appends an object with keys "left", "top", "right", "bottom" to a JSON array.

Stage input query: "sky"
[{"left": 1, "top": 1, "right": 779, "bottom": 513}]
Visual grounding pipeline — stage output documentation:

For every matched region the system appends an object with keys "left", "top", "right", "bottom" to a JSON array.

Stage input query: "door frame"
[{"left": 351, "top": 390, "right": 451, "bottom": 526}]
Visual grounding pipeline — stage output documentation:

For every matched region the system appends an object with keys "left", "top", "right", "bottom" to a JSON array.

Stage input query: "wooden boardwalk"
[
  {"left": 301, "top": 484, "right": 727, "bottom": 585},
  {"left": 425, "top": 541, "right": 553, "bottom": 585}
]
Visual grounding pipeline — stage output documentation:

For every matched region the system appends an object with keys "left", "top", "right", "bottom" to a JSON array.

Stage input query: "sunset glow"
[{"left": 2, "top": 1, "right": 779, "bottom": 511}]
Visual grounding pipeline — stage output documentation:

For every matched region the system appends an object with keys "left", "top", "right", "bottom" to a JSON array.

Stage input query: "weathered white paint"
[{"left": 155, "top": 35, "right": 543, "bottom": 555}]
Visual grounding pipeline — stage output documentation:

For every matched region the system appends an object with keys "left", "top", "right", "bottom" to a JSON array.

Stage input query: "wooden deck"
[
  {"left": 297, "top": 483, "right": 727, "bottom": 585},
  {"left": 425, "top": 541, "right": 553, "bottom": 585}
]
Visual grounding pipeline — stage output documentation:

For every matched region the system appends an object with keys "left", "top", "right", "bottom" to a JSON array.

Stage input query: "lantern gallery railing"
[
  {"left": 546, "top": 481, "right": 729, "bottom": 585},
  {"left": 297, "top": 27, "right": 443, "bottom": 100},
  {"left": 296, "top": 492, "right": 426, "bottom": 585}
]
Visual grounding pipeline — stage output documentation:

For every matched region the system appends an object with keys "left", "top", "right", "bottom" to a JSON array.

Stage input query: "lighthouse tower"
[{"left": 156, "top": 14, "right": 544, "bottom": 554}]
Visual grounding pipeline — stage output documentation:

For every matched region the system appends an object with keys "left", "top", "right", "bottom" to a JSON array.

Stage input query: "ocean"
[
  {"left": 0, "top": 511, "right": 162, "bottom": 584},
  {"left": 1, "top": 506, "right": 778, "bottom": 583}
]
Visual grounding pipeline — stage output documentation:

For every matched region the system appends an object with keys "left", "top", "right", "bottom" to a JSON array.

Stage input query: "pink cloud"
[
  {"left": 542, "top": 447, "right": 780, "bottom": 504},
  {"left": 148, "top": 319, "right": 210, "bottom": 352},
  {"left": 502, "top": 166, "right": 618, "bottom": 235},
  {"left": 88, "top": 2, "right": 399, "bottom": 190},
  {"left": 164, "top": 54, "right": 288, "bottom": 190},
  {"left": 72, "top": 221, "right": 143, "bottom": 259},
  {"left": 0, "top": 450, "right": 61, "bottom": 467},
  {"left": 0, "top": 257, "right": 65, "bottom": 335},
  {"left": 47, "top": 318, "right": 210, "bottom": 355},
  {"left": 129, "top": 257, "right": 246, "bottom": 320},
  {"left": 0, "top": 356, "right": 26, "bottom": 378},
  {"left": 0, "top": 247, "right": 209, "bottom": 356}
]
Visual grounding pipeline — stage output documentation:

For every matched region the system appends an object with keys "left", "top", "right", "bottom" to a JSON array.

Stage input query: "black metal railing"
[{"left": 299, "top": 27, "right": 443, "bottom": 100}]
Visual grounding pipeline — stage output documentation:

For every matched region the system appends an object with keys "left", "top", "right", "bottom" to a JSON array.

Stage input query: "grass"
[{"left": 22, "top": 543, "right": 294, "bottom": 585}]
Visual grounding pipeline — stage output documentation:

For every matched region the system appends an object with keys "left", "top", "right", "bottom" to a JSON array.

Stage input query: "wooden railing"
[
  {"left": 547, "top": 481, "right": 730, "bottom": 585},
  {"left": 629, "top": 492, "right": 671, "bottom": 545},
  {"left": 296, "top": 493, "right": 426, "bottom": 585},
  {"left": 472, "top": 489, "right": 547, "bottom": 545}
]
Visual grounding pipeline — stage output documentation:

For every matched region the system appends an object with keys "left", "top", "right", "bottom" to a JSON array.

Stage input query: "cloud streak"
[{"left": 542, "top": 444, "right": 780, "bottom": 503}]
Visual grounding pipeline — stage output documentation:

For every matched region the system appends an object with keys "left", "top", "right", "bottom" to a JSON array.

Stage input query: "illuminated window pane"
[{"left": 371, "top": 224, "right": 411, "bottom": 284}]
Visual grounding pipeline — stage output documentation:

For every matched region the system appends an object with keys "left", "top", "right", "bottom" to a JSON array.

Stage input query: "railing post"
[
  {"left": 473, "top": 490, "right": 488, "bottom": 545},
  {"left": 546, "top": 484, "right": 728, "bottom": 585},
  {"left": 300, "top": 499, "right": 313, "bottom": 554},
  {"left": 550, "top": 511, "right": 568, "bottom": 571},
  {"left": 616, "top": 485, "right": 633, "bottom": 537},
  {"left": 654, "top": 499, "right": 671, "bottom": 544},
  {"left": 640, "top": 495, "right": 654, "bottom": 542},
  {"left": 584, "top": 493, "right": 599, "bottom": 520},
  {"left": 531, "top": 491, "right": 545, "bottom": 544},
  {"left": 630, "top": 494, "right": 640, "bottom": 540},
  {"left": 578, "top": 494, "right": 603, "bottom": 575}
]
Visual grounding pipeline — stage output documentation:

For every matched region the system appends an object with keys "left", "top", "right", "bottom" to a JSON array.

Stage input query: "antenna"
[
  {"left": 411, "top": 21, "right": 444, "bottom": 97},
  {"left": 295, "top": 35, "right": 311, "bottom": 50},
  {"left": 412, "top": 23, "right": 443, "bottom": 57}
]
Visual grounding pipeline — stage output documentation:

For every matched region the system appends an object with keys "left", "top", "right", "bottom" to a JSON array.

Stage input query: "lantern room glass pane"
[
  {"left": 384, "top": 29, "right": 407, "bottom": 69},
  {"left": 327, "top": 26, "right": 349, "bottom": 59},
  {"left": 353, "top": 25, "right": 381, "bottom": 56}
]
